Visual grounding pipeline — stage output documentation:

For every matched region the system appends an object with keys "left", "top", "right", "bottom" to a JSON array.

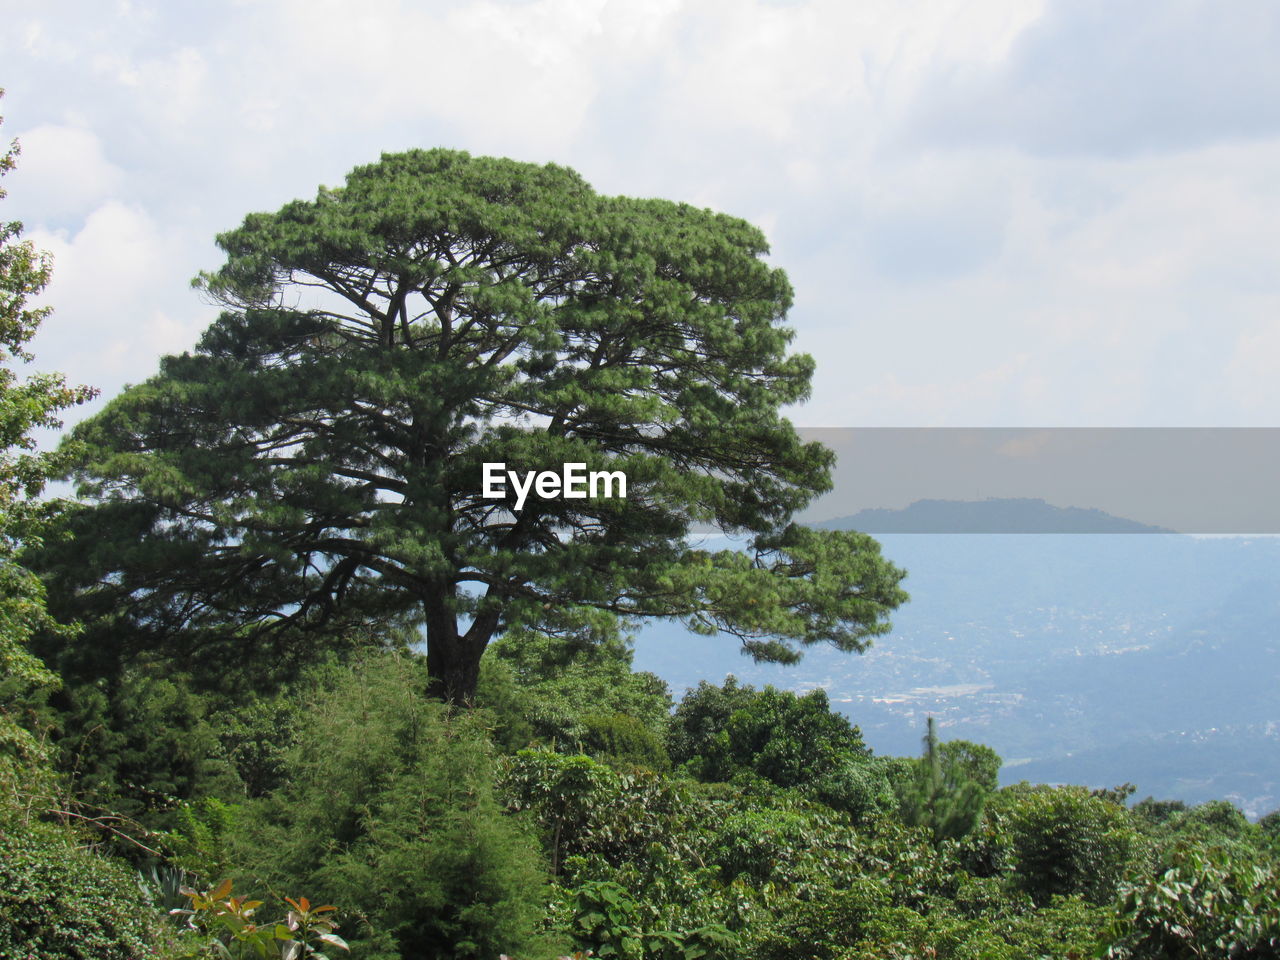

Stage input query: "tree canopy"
[
  {"left": 0, "top": 90, "right": 96, "bottom": 762},
  {"left": 64, "top": 148, "right": 907, "bottom": 702}
]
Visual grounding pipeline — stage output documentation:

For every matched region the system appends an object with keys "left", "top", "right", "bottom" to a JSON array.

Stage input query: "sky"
[{"left": 3, "top": 0, "right": 1280, "bottom": 429}]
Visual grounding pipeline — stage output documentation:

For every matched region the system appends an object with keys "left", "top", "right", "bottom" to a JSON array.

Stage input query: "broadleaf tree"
[
  {"left": 66, "top": 149, "right": 907, "bottom": 703},
  {"left": 0, "top": 90, "right": 96, "bottom": 759}
]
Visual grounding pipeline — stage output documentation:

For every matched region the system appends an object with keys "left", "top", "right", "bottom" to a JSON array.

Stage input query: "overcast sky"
[{"left": 3, "top": 0, "right": 1279, "bottom": 428}]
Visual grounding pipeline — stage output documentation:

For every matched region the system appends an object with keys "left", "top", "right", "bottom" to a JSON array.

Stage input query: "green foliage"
[
  {"left": 720, "top": 806, "right": 984, "bottom": 958},
  {"left": 1131, "top": 796, "right": 1188, "bottom": 829},
  {"left": 706, "top": 804, "right": 824, "bottom": 885},
  {"left": 479, "top": 624, "right": 672, "bottom": 758},
  {"left": 938, "top": 739, "right": 1002, "bottom": 794},
  {"left": 0, "top": 807, "right": 161, "bottom": 959},
  {"left": 1091, "top": 782, "right": 1138, "bottom": 806},
  {"left": 0, "top": 89, "right": 95, "bottom": 765},
  {"left": 745, "top": 872, "right": 923, "bottom": 960},
  {"left": 555, "top": 880, "right": 735, "bottom": 960},
  {"left": 999, "top": 785, "right": 1144, "bottom": 906},
  {"left": 994, "top": 895, "right": 1109, "bottom": 960},
  {"left": 1260, "top": 808, "right": 1280, "bottom": 839},
  {"left": 159, "top": 797, "right": 242, "bottom": 884},
  {"left": 0, "top": 108, "right": 130, "bottom": 960},
  {"left": 746, "top": 859, "right": 1109, "bottom": 960},
  {"left": 233, "top": 653, "right": 556, "bottom": 960},
  {"left": 668, "top": 677, "right": 887, "bottom": 816},
  {"left": 36, "top": 667, "right": 244, "bottom": 825},
  {"left": 15, "top": 642, "right": 355, "bottom": 856},
  {"left": 1167, "top": 798, "right": 1255, "bottom": 843},
  {"left": 1107, "top": 841, "right": 1280, "bottom": 959},
  {"left": 210, "top": 691, "right": 311, "bottom": 800},
  {"left": 65, "top": 147, "right": 906, "bottom": 703},
  {"left": 502, "top": 749, "right": 700, "bottom": 877},
  {"left": 502, "top": 749, "right": 757, "bottom": 954},
  {"left": 168, "top": 878, "right": 350, "bottom": 960},
  {"left": 579, "top": 713, "right": 670, "bottom": 771},
  {"left": 896, "top": 718, "right": 995, "bottom": 843},
  {"left": 812, "top": 752, "right": 898, "bottom": 822},
  {"left": 503, "top": 751, "right": 615, "bottom": 876}
]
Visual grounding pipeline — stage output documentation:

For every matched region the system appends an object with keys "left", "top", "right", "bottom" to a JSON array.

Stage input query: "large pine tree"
[{"left": 64, "top": 149, "right": 907, "bottom": 703}]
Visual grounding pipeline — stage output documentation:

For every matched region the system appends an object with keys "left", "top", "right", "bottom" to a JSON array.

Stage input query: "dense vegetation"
[
  {"left": 8, "top": 633, "right": 1280, "bottom": 959},
  {"left": 2, "top": 107, "right": 1278, "bottom": 958}
]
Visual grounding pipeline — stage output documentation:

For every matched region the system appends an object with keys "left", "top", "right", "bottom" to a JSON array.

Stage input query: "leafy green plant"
[
  {"left": 669, "top": 679, "right": 871, "bottom": 790},
  {"left": 479, "top": 624, "right": 673, "bottom": 757},
  {"left": 159, "top": 796, "right": 242, "bottom": 883},
  {"left": 169, "top": 878, "right": 349, "bottom": 960},
  {"left": 232, "top": 653, "right": 555, "bottom": 960},
  {"left": 579, "top": 713, "right": 670, "bottom": 772},
  {"left": 896, "top": 718, "right": 992, "bottom": 844},
  {"left": 0, "top": 812, "right": 160, "bottom": 960},
  {"left": 0, "top": 87, "right": 96, "bottom": 771},
  {"left": 558, "top": 880, "right": 734, "bottom": 960},
  {"left": 1105, "top": 842, "right": 1280, "bottom": 959},
  {"left": 999, "top": 785, "right": 1144, "bottom": 907},
  {"left": 503, "top": 749, "right": 706, "bottom": 878}
]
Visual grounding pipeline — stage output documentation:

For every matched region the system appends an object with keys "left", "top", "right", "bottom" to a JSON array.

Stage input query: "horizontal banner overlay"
[{"left": 793, "top": 428, "right": 1280, "bottom": 534}]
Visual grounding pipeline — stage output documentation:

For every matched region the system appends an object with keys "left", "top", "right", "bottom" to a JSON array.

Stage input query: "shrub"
[
  {"left": 232, "top": 653, "right": 558, "bottom": 960},
  {"left": 1107, "top": 841, "right": 1280, "bottom": 959},
  {"left": 668, "top": 678, "right": 868, "bottom": 789},
  {"left": 1001, "top": 785, "right": 1144, "bottom": 906},
  {"left": 0, "top": 812, "right": 162, "bottom": 959},
  {"left": 479, "top": 627, "right": 672, "bottom": 754},
  {"left": 579, "top": 713, "right": 670, "bottom": 772},
  {"left": 1168, "top": 799, "right": 1255, "bottom": 843}
]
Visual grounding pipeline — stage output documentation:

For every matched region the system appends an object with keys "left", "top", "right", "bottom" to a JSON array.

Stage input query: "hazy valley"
[{"left": 634, "top": 524, "right": 1280, "bottom": 817}]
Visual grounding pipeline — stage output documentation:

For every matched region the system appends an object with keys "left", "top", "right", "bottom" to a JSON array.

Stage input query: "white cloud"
[
  {"left": 25, "top": 201, "right": 207, "bottom": 409},
  {"left": 4, "top": 0, "right": 1280, "bottom": 430},
  {"left": 906, "top": 0, "right": 1280, "bottom": 157},
  {"left": 1228, "top": 319, "right": 1280, "bottom": 414},
  {"left": 4, "top": 124, "right": 124, "bottom": 219}
]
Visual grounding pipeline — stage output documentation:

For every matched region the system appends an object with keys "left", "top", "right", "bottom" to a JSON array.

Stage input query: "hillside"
[
  {"left": 633, "top": 515, "right": 1280, "bottom": 816},
  {"left": 818, "top": 497, "right": 1174, "bottom": 533}
]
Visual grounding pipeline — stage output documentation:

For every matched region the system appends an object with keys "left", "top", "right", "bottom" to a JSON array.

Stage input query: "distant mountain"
[
  {"left": 817, "top": 497, "right": 1173, "bottom": 533},
  {"left": 631, "top": 522, "right": 1280, "bottom": 818}
]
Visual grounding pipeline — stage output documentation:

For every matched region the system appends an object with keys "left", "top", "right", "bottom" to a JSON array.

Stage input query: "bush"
[
  {"left": 0, "top": 812, "right": 162, "bottom": 959},
  {"left": 479, "top": 626, "right": 672, "bottom": 755},
  {"left": 1107, "top": 841, "right": 1280, "bottom": 959},
  {"left": 232, "top": 653, "right": 559, "bottom": 960},
  {"left": 668, "top": 678, "right": 868, "bottom": 790},
  {"left": 708, "top": 806, "right": 825, "bottom": 885},
  {"left": 1260, "top": 808, "right": 1280, "bottom": 838},
  {"left": 35, "top": 667, "right": 243, "bottom": 825},
  {"left": 1168, "top": 799, "right": 1255, "bottom": 843},
  {"left": 554, "top": 879, "right": 736, "bottom": 960},
  {"left": 579, "top": 713, "right": 670, "bottom": 772},
  {"left": 1001, "top": 785, "right": 1144, "bottom": 906},
  {"left": 502, "top": 749, "right": 701, "bottom": 876}
]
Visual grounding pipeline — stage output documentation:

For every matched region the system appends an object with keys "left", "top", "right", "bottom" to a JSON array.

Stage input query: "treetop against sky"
[{"left": 64, "top": 149, "right": 909, "bottom": 703}]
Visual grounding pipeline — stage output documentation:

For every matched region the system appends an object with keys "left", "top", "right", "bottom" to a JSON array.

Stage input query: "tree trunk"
[
  {"left": 422, "top": 585, "right": 503, "bottom": 705},
  {"left": 424, "top": 631, "right": 483, "bottom": 705}
]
